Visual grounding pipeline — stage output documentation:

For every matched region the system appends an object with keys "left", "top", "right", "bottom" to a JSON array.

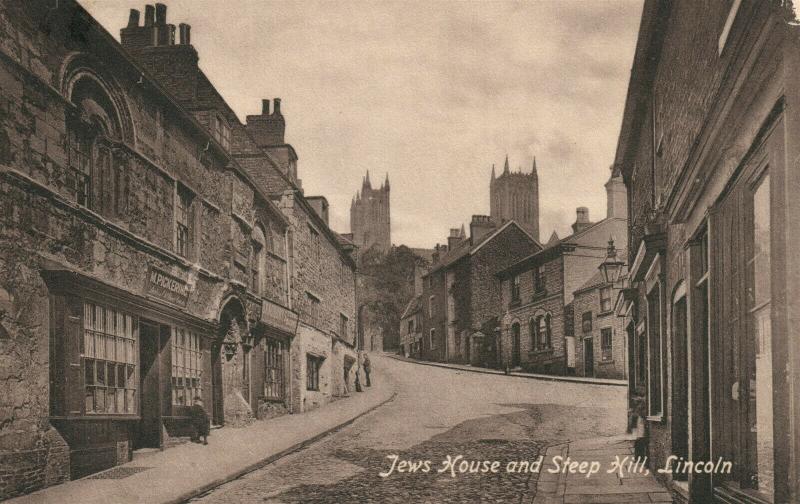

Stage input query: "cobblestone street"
[{"left": 192, "top": 356, "right": 626, "bottom": 503}]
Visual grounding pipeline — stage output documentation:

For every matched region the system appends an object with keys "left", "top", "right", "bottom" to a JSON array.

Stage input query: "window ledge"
[
  {"left": 532, "top": 290, "right": 548, "bottom": 300},
  {"left": 529, "top": 348, "right": 554, "bottom": 355},
  {"left": 597, "top": 310, "right": 614, "bottom": 318},
  {"left": 646, "top": 414, "right": 665, "bottom": 423}
]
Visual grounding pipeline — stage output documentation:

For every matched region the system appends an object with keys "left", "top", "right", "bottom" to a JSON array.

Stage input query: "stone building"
[
  {"left": 490, "top": 156, "right": 540, "bottom": 242},
  {"left": 350, "top": 170, "right": 390, "bottom": 253},
  {"left": 399, "top": 265, "right": 426, "bottom": 358},
  {"left": 420, "top": 219, "right": 540, "bottom": 364},
  {"left": 613, "top": 2, "right": 800, "bottom": 503},
  {"left": 572, "top": 270, "right": 627, "bottom": 379},
  {"left": 0, "top": 1, "right": 356, "bottom": 498},
  {"left": 495, "top": 168, "right": 627, "bottom": 375}
]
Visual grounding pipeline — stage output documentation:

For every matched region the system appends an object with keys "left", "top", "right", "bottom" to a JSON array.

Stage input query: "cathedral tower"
[
  {"left": 350, "top": 171, "right": 391, "bottom": 252},
  {"left": 489, "top": 156, "right": 540, "bottom": 241}
]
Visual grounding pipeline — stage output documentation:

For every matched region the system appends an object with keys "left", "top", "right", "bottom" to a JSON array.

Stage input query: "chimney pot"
[
  {"left": 144, "top": 4, "right": 155, "bottom": 26},
  {"left": 127, "top": 9, "right": 140, "bottom": 28},
  {"left": 576, "top": 207, "right": 589, "bottom": 223},
  {"left": 273, "top": 98, "right": 281, "bottom": 115},
  {"left": 262, "top": 99, "right": 270, "bottom": 115},
  {"left": 155, "top": 3, "right": 167, "bottom": 25}
]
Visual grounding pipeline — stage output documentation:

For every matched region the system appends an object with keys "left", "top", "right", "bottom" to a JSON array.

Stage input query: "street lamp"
[{"left": 599, "top": 236, "right": 625, "bottom": 286}]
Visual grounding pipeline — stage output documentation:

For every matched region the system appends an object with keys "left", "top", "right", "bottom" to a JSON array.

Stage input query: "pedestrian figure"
[
  {"left": 363, "top": 354, "right": 372, "bottom": 387},
  {"left": 189, "top": 396, "right": 210, "bottom": 445},
  {"left": 628, "top": 385, "right": 647, "bottom": 458},
  {"left": 355, "top": 368, "right": 363, "bottom": 392}
]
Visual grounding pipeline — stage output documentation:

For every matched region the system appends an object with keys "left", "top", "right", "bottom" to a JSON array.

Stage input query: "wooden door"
[
  {"left": 584, "top": 338, "right": 594, "bottom": 377},
  {"left": 135, "top": 322, "right": 160, "bottom": 449}
]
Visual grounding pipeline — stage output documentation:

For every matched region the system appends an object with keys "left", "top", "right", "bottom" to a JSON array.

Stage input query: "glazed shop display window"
[
  {"left": 171, "top": 327, "right": 202, "bottom": 406},
  {"left": 83, "top": 303, "right": 138, "bottom": 415}
]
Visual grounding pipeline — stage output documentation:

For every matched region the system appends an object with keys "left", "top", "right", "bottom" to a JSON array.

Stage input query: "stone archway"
[{"left": 213, "top": 298, "right": 254, "bottom": 427}]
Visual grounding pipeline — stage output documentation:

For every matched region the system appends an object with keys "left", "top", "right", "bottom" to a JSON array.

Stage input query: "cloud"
[{"left": 80, "top": 0, "right": 643, "bottom": 248}]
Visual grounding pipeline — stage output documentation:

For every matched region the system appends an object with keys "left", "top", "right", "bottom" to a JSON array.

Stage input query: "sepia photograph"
[{"left": 0, "top": 1, "right": 798, "bottom": 503}]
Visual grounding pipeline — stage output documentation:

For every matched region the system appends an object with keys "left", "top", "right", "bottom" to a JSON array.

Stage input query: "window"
[
  {"left": 264, "top": 339, "right": 284, "bottom": 400},
  {"left": 305, "top": 292, "right": 321, "bottom": 326},
  {"left": 582, "top": 311, "right": 592, "bottom": 333},
  {"left": 429, "top": 295, "right": 435, "bottom": 318},
  {"left": 251, "top": 226, "right": 265, "bottom": 295},
  {"left": 306, "top": 354, "right": 323, "bottom": 391},
  {"left": 535, "top": 314, "right": 551, "bottom": 350},
  {"left": 83, "top": 303, "right": 137, "bottom": 415},
  {"left": 175, "top": 185, "right": 193, "bottom": 258},
  {"left": 213, "top": 115, "right": 230, "bottom": 150},
  {"left": 511, "top": 275, "right": 521, "bottom": 303},
  {"left": 308, "top": 224, "right": 320, "bottom": 261},
  {"left": 646, "top": 284, "right": 663, "bottom": 418},
  {"left": 600, "top": 287, "right": 613, "bottom": 313},
  {"left": 407, "top": 319, "right": 414, "bottom": 334},
  {"left": 67, "top": 122, "right": 92, "bottom": 208},
  {"left": 339, "top": 314, "right": 349, "bottom": 339},
  {"left": 429, "top": 328, "right": 436, "bottom": 349},
  {"left": 601, "top": 328, "right": 613, "bottom": 361},
  {"left": 534, "top": 265, "right": 546, "bottom": 293},
  {"left": 171, "top": 327, "right": 202, "bottom": 407}
]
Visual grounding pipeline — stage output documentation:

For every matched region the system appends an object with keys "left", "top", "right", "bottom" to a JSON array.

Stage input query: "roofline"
[
  {"left": 612, "top": 0, "right": 673, "bottom": 181},
  {"left": 470, "top": 220, "right": 542, "bottom": 256}
]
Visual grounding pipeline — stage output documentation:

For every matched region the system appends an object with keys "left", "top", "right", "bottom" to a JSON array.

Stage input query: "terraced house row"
[{"left": 0, "top": 1, "right": 359, "bottom": 499}]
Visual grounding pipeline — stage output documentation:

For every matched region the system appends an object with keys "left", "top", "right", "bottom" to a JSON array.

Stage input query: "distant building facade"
[
  {"left": 421, "top": 220, "right": 540, "bottom": 364},
  {"left": 490, "top": 156, "right": 540, "bottom": 242},
  {"left": 572, "top": 270, "right": 627, "bottom": 379},
  {"left": 350, "top": 171, "right": 391, "bottom": 253},
  {"left": 496, "top": 168, "right": 627, "bottom": 375}
]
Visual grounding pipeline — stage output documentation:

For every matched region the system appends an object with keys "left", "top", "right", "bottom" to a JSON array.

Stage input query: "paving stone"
[
  {"left": 648, "top": 492, "right": 674, "bottom": 502},
  {"left": 563, "top": 492, "right": 655, "bottom": 503}
]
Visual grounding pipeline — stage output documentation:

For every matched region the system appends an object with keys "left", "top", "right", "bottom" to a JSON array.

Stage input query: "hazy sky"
[{"left": 80, "top": 0, "right": 642, "bottom": 248}]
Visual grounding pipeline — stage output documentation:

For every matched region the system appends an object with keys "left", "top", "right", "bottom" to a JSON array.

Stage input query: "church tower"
[
  {"left": 350, "top": 171, "right": 391, "bottom": 252},
  {"left": 489, "top": 156, "right": 540, "bottom": 241}
]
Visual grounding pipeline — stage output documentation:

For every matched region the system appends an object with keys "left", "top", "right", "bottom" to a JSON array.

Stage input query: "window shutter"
[{"left": 64, "top": 305, "right": 84, "bottom": 416}]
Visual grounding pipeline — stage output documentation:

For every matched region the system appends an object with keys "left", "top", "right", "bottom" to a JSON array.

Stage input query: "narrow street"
[{"left": 193, "top": 356, "right": 626, "bottom": 503}]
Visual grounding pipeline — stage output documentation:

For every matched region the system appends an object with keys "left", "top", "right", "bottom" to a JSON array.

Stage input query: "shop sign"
[
  {"left": 146, "top": 266, "right": 190, "bottom": 307},
  {"left": 260, "top": 298, "right": 298, "bottom": 334}
]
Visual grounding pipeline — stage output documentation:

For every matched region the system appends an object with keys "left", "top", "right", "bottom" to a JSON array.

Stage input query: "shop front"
[{"left": 44, "top": 267, "right": 216, "bottom": 478}]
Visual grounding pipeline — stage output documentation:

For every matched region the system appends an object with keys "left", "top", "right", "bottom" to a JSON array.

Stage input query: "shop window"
[
  {"left": 83, "top": 302, "right": 137, "bottom": 415},
  {"left": 601, "top": 328, "right": 613, "bottom": 361},
  {"left": 306, "top": 354, "right": 323, "bottom": 391},
  {"left": 171, "top": 327, "right": 202, "bottom": 408},
  {"left": 600, "top": 287, "right": 613, "bottom": 313},
  {"left": 175, "top": 184, "right": 193, "bottom": 258},
  {"left": 646, "top": 283, "right": 663, "bottom": 418},
  {"left": 582, "top": 311, "right": 592, "bottom": 333},
  {"left": 264, "top": 339, "right": 284, "bottom": 400}
]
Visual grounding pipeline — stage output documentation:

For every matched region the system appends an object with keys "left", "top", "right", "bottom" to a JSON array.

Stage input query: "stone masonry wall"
[{"left": 572, "top": 286, "right": 626, "bottom": 379}]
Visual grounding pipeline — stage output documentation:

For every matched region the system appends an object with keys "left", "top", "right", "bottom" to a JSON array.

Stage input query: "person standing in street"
[
  {"left": 363, "top": 353, "right": 372, "bottom": 387},
  {"left": 189, "top": 396, "right": 210, "bottom": 445}
]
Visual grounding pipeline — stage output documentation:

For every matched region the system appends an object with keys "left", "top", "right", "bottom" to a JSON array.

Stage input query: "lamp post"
[{"left": 599, "top": 236, "right": 626, "bottom": 287}]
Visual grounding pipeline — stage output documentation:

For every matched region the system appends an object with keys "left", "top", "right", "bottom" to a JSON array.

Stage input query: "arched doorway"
[{"left": 212, "top": 298, "right": 253, "bottom": 426}]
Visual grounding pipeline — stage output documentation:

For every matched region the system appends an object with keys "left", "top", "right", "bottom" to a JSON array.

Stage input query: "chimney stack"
[
  {"left": 155, "top": 3, "right": 167, "bottom": 25},
  {"left": 447, "top": 228, "right": 464, "bottom": 251},
  {"left": 245, "top": 97, "right": 286, "bottom": 147},
  {"left": 144, "top": 4, "right": 155, "bottom": 26},
  {"left": 127, "top": 9, "right": 140, "bottom": 28},
  {"left": 470, "top": 215, "right": 497, "bottom": 242},
  {"left": 571, "top": 207, "right": 592, "bottom": 233},
  {"left": 178, "top": 23, "right": 191, "bottom": 45}
]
